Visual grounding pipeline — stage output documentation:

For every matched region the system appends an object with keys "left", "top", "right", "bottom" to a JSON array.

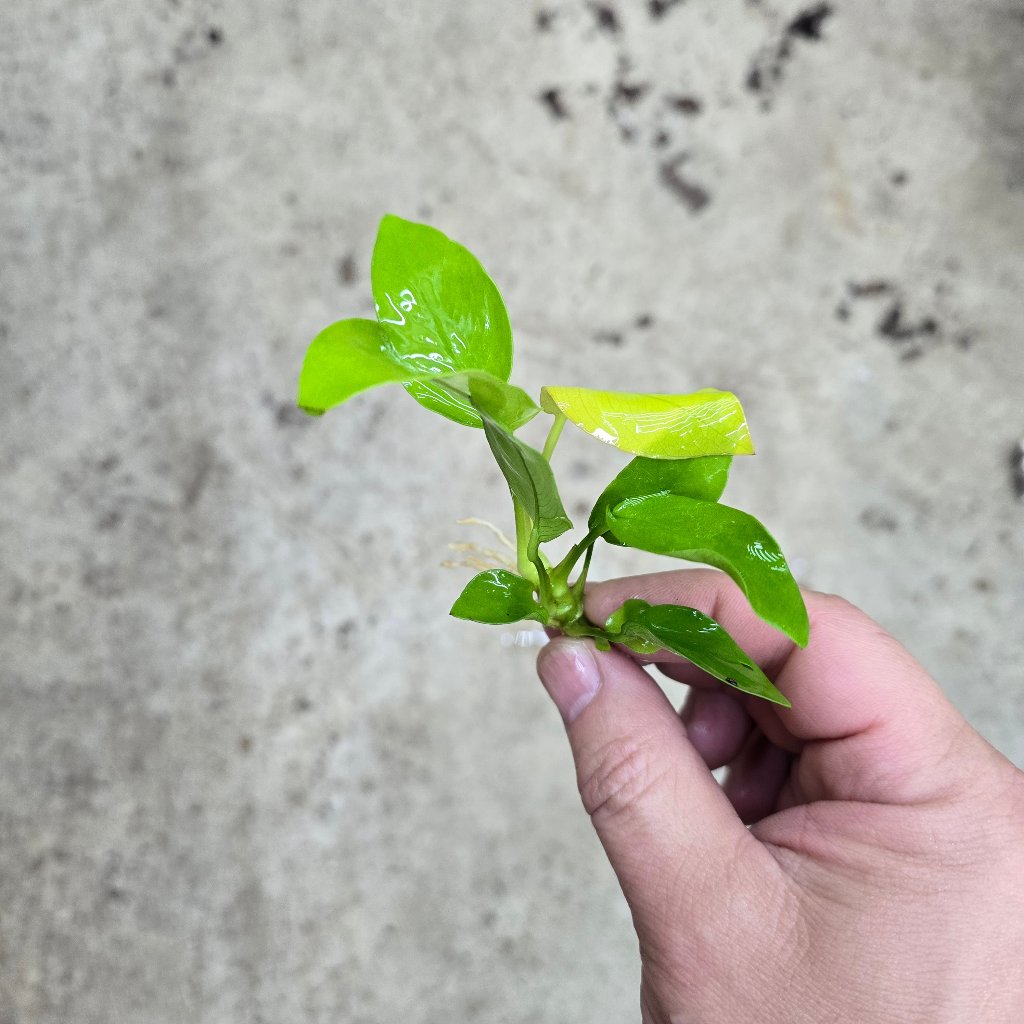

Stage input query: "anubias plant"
[{"left": 298, "top": 215, "right": 809, "bottom": 707}]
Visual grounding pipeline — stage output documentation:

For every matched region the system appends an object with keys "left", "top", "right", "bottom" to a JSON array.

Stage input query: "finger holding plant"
[{"left": 297, "top": 215, "right": 809, "bottom": 707}]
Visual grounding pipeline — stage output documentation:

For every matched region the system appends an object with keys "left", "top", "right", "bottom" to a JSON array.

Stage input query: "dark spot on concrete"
[
  {"left": 98, "top": 454, "right": 120, "bottom": 473},
  {"left": 569, "top": 460, "right": 592, "bottom": 479},
  {"left": 593, "top": 330, "right": 623, "bottom": 346},
  {"left": 613, "top": 80, "right": 650, "bottom": 105},
  {"left": 746, "top": 5, "right": 832, "bottom": 106},
  {"left": 786, "top": 3, "right": 833, "bottom": 40},
  {"left": 96, "top": 509, "right": 123, "bottom": 532},
  {"left": 1010, "top": 439, "right": 1024, "bottom": 499},
  {"left": 659, "top": 155, "right": 711, "bottom": 213},
  {"left": 648, "top": 0, "right": 684, "bottom": 17},
  {"left": 588, "top": 2, "right": 620, "bottom": 33},
  {"left": 653, "top": 129, "right": 671, "bottom": 148},
  {"left": 535, "top": 9, "right": 556, "bottom": 31},
  {"left": 635, "top": 313, "right": 654, "bottom": 329},
  {"left": 666, "top": 94, "right": 702, "bottom": 116},
  {"left": 292, "top": 695, "right": 313, "bottom": 713},
  {"left": 272, "top": 398, "right": 311, "bottom": 428},
  {"left": 877, "top": 302, "right": 938, "bottom": 343},
  {"left": 161, "top": 67, "right": 177, "bottom": 88},
  {"left": 480, "top": 909, "right": 498, "bottom": 928},
  {"left": 835, "top": 303, "right": 850, "bottom": 321},
  {"left": 336, "top": 619, "right": 356, "bottom": 647},
  {"left": 337, "top": 253, "right": 357, "bottom": 284},
  {"left": 972, "top": 577, "right": 994, "bottom": 593},
  {"left": 954, "top": 330, "right": 977, "bottom": 350},
  {"left": 239, "top": 735, "right": 253, "bottom": 753},
  {"left": 848, "top": 279, "right": 893, "bottom": 298},
  {"left": 890, "top": 170, "right": 908, "bottom": 186},
  {"left": 859, "top": 507, "right": 898, "bottom": 532},
  {"left": 539, "top": 87, "right": 569, "bottom": 120},
  {"left": 207, "top": 26, "right": 223, "bottom": 45}
]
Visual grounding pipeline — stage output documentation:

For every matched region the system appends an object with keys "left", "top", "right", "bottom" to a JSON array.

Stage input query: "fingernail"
[{"left": 537, "top": 638, "right": 602, "bottom": 725}]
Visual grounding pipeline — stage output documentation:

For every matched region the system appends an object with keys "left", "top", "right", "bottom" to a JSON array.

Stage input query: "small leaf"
[
  {"left": 371, "top": 215, "right": 514, "bottom": 426},
  {"left": 540, "top": 386, "right": 754, "bottom": 459},
  {"left": 605, "top": 494, "right": 809, "bottom": 646},
  {"left": 450, "top": 569, "right": 547, "bottom": 625},
  {"left": 440, "top": 373, "right": 540, "bottom": 433},
  {"left": 605, "top": 599, "right": 790, "bottom": 706},
  {"left": 482, "top": 418, "right": 572, "bottom": 544},
  {"left": 589, "top": 455, "right": 732, "bottom": 541}
]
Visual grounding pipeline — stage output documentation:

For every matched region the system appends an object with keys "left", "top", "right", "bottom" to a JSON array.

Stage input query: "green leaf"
[
  {"left": 539, "top": 386, "right": 754, "bottom": 459},
  {"left": 297, "top": 319, "right": 538, "bottom": 430},
  {"left": 605, "top": 493, "right": 809, "bottom": 646},
  {"left": 441, "top": 373, "right": 540, "bottom": 433},
  {"left": 604, "top": 599, "right": 790, "bottom": 706},
  {"left": 297, "top": 318, "right": 404, "bottom": 416},
  {"left": 589, "top": 455, "right": 733, "bottom": 541},
  {"left": 371, "top": 215, "right": 514, "bottom": 427},
  {"left": 482, "top": 417, "right": 572, "bottom": 544},
  {"left": 450, "top": 569, "right": 547, "bottom": 625}
]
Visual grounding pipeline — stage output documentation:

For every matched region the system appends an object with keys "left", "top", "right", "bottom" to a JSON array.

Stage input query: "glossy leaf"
[
  {"left": 540, "top": 386, "right": 754, "bottom": 459},
  {"left": 605, "top": 493, "right": 809, "bottom": 646},
  {"left": 450, "top": 569, "right": 547, "bottom": 625},
  {"left": 604, "top": 599, "right": 790, "bottom": 706},
  {"left": 589, "top": 455, "right": 733, "bottom": 541},
  {"left": 297, "top": 319, "right": 538, "bottom": 430},
  {"left": 441, "top": 373, "right": 540, "bottom": 433},
  {"left": 297, "top": 318, "right": 405, "bottom": 415},
  {"left": 482, "top": 418, "right": 572, "bottom": 544},
  {"left": 371, "top": 215, "right": 513, "bottom": 427}
]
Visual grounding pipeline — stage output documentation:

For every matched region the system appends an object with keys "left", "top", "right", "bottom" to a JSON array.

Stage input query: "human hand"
[{"left": 536, "top": 570, "right": 1024, "bottom": 1023}]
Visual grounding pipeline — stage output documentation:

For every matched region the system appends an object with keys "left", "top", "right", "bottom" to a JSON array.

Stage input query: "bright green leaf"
[
  {"left": 450, "top": 569, "right": 547, "bottom": 625},
  {"left": 297, "top": 318, "right": 403, "bottom": 415},
  {"left": 441, "top": 373, "right": 540, "bottom": 433},
  {"left": 605, "top": 493, "right": 809, "bottom": 646},
  {"left": 589, "top": 455, "right": 733, "bottom": 540},
  {"left": 371, "top": 215, "right": 514, "bottom": 427},
  {"left": 297, "top": 319, "right": 538, "bottom": 430},
  {"left": 540, "top": 386, "right": 754, "bottom": 459},
  {"left": 481, "top": 418, "right": 572, "bottom": 545},
  {"left": 604, "top": 599, "right": 790, "bottom": 706}
]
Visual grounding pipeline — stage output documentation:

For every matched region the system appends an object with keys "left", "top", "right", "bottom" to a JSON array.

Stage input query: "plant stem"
[
  {"left": 571, "top": 542, "right": 595, "bottom": 600},
  {"left": 513, "top": 499, "right": 540, "bottom": 586},
  {"left": 556, "top": 525, "right": 606, "bottom": 581},
  {"left": 541, "top": 412, "right": 567, "bottom": 462}
]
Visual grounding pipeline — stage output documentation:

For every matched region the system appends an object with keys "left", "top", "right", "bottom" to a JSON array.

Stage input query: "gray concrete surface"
[{"left": 2, "top": 1, "right": 1023, "bottom": 1021}]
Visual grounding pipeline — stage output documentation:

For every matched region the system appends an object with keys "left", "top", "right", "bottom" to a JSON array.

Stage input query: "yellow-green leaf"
[{"left": 539, "top": 386, "right": 754, "bottom": 459}]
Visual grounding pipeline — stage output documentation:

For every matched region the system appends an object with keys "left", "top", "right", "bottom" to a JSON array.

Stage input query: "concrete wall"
[{"left": 2, "top": 1, "right": 1022, "bottom": 1020}]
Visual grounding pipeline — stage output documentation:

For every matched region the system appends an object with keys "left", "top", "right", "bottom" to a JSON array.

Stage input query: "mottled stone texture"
[{"left": 2, "top": 1, "right": 1022, "bottom": 1020}]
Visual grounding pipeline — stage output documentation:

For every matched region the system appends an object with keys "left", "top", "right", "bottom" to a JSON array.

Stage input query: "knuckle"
[{"left": 578, "top": 735, "right": 666, "bottom": 825}]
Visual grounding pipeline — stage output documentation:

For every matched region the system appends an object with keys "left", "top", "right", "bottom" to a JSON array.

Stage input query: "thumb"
[{"left": 537, "top": 637, "right": 770, "bottom": 943}]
